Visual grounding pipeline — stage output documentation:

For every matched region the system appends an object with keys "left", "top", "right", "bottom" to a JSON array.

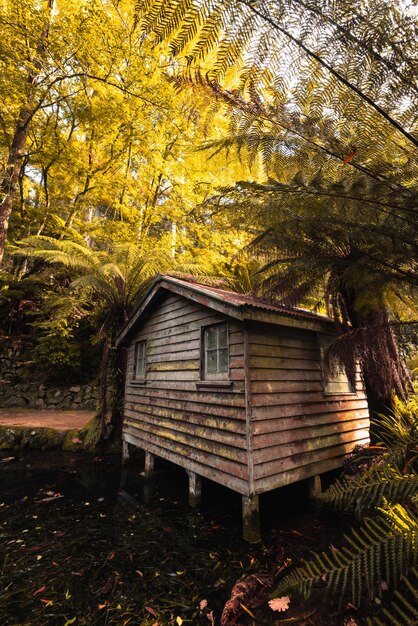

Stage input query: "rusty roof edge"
[
  {"left": 116, "top": 274, "right": 246, "bottom": 346},
  {"left": 116, "top": 274, "right": 336, "bottom": 345}
]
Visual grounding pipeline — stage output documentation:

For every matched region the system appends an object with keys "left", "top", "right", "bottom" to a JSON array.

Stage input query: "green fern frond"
[
  {"left": 319, "top": 466, "right": 418, "bottom": 516},
  {"left": 272, "top": 506, "right": 418, "bottom": 607},
  {"left": 367, "top": 568, "right": 418, "bottom": 626}
]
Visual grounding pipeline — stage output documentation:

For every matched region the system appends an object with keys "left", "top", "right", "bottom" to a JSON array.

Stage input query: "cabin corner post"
[
  {"left": 122, "top": 439, "right": 130, "bottom": 465},
  {"left": 242, "top": 495, "right": 261, "bottom": 543},
  {"left": 144, "top": 451, "right": 155, "bottom": 478},
  {"left": 187, "top": 470, "right": 202, "bottom": 507}
]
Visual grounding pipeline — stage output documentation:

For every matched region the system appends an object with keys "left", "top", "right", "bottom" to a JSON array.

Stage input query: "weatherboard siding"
[
  {"left": 123, "top": 293, "right": 249, "bottom": 494},
  {"left": 247, "top": 323, "right": 370, "bottom": 494}
]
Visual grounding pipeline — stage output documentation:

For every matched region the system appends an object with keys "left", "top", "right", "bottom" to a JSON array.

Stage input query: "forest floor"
[{"left": 0, "top": 449, "right": 375, "bottom": 626}]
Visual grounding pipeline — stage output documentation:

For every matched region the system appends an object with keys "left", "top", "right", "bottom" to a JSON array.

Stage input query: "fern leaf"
[
  {"left": 318, "top": 466, "right": 418, "bottom": 516},
  {"left": 271, "top": 507, "right": 418, "bottom": 607}
]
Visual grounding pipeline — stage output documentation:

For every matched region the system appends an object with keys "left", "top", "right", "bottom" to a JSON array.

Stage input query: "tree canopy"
[{"left": 1, "top": 0, "right": 417, "bottom": 415}]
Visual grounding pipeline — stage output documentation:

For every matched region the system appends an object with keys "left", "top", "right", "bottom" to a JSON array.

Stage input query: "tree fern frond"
[
  {"left": 272, "top": 506, "right": 418, "bottom": 607},
  {"left": 367, "top": 568, "right": 418, "bottom": 625},
  {"left": 319, "top": 466, "right": 418, "bottom": 517}
]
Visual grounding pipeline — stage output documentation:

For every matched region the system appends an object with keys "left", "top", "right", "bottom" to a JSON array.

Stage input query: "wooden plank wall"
[
  {"left": 248, "top": 323, "right": 370, "bottom": 494},
  {"left": 123, "top": 293, "right": 250, "bottom": 494}
]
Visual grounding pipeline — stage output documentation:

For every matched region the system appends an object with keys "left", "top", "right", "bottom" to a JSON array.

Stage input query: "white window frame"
[
  {"left": 201, "top": 322, "right": 230, "bottom": 381},
  {"left": 134, "top": 340, "right": 147, "bottom": 381}
]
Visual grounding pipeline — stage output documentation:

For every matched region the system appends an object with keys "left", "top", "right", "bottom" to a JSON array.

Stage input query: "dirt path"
[{"left": 0, "top": 408, "right": 95, "bottom": 430}]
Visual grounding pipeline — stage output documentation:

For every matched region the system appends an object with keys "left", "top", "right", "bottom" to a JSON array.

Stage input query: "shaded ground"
[
  {"left": 0, "top": 409, "right": 94, "bottom": 431},
  {"left": 0, "top": 450, "right": 367, "bottom": 626}
]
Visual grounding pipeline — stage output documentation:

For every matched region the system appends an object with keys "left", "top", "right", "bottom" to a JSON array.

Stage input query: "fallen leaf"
[
  {"left": 199, "top": 599, "right": 208, "bottom": 610},
  {"left": 98, "top": 603, "right": 107, "bottom": 610},
  {"left": 40, "top": 599, "right": 53, "bottom": 606},
  {"left": 52, "top": 561, "right": 59, "bottom": 567},
  {"left": 107, "top": 551, "right": 115, "bottom": 561},
  {"left": 145, "top": 606, "right": 157, "bottom": 617},
  {"left": 176, "top": 617, "right": 183, "bottom": 625},
  {"left": 135, "top": 570, "right": 143, "bottom": 577},
  {"left": 64, "top": 618, "right": 76, "bottom": 626},
  {"left": 65, "top": 589, "right": 71, "bottom": 599},
  {"left": 269, "top": 596, "right": 291, "bottom": 612},
  {"left": 71, "top": 437, "right": 82, "bottom": 444},
  {"left": 33, "top": 585, "right": 46, "bottom": 596}
]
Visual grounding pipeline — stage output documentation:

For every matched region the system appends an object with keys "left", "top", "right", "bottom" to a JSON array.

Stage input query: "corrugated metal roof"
[
  {"left": 162, "top": 275, "right": 332, "bottom": 323},
  {"left": 117, "top": 274, "right": 334, "bottom": 345}
]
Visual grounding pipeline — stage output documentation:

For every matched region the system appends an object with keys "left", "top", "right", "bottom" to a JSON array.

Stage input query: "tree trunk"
[
  {"left": 338, "top": 286, "right": 411, "bottom": 418},
  {"left": 98, "top": 341, "right": 110, "bottom": 440},
  {"left": 0, "top": 108, "right": 32, "bottom": 263},
  {"left": 0, "top": 0, "right": 54, "bottom": 264}
]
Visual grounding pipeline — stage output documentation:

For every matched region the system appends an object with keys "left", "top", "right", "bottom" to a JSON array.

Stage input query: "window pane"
[
  {"left": 206, "top": 349, "right": 217, "bottom": 374},
  {"left": 137, "top": 342, "right": 145, "bottom": 360},
  {"left": 217, "top": 323, "right": 228, "bottom": 347},
  {"left": 206, "top": 326, "right": 217, "bottom": 349},
  {"left": 218, "top": 348, "right": 228, "bottom": 372},
  {"left": 135, "top": 341, "right": 146, "bottom": 378}
]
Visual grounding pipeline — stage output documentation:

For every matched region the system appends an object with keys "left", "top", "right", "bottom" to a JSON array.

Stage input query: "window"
[
  {"left": 134, "top": 340, "right": 147, "bottom": 380},
  {"left": 202, "top": 323, "right": 229, "bottom": 380},
  {"left": 318, "top": 334, "right": 355, "bottom": 394}
]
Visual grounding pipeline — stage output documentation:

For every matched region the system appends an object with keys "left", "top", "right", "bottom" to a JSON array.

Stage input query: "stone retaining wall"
[
  {"left": 0, "top": 338, "right": 98, "bottom": 410},
  {"left": 0, "top": 381, "right": 98, "bottom": 409}
]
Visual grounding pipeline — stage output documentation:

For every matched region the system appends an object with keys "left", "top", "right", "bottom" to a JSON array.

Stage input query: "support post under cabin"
[
  {"left": 309, "top": 474, "right": 322, "bottom": 498},
  {"left": 187, "top": 470, "right": 202, "bottom": 507},
  {"left": 242, "top": 495, "right": 261, "bottom": 543},
  {"left": 308, "top": 474, "right": 322, "bottom": 511},
  {"left": 144, "top": 451, "right": 155, "bottom": 478},
  {"left": 122, "top": 440, "right": 130, "bottom": 465}
]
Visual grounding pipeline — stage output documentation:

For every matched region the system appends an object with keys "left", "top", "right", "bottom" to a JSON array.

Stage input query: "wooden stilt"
[
  {"left": 143, "top": 479, "right": 153, "bottom": 504},
  {"left": 308, "top": 475, "right": 322, "bottom": 511},
  {"left": 122, "top": 440, "right": 130, "bottom": 465},
  {"left": 144, "top": 451, "right": 155, "bottom": 478},
  {"left": 120, "top": 467, "right": 128, "bottom": 488},
  {"left": 187, "top": 470, "right": 202, "bottom": 507},
  {"left": 309, "top": 474, "right": 322, "bottom": 499},
  {"left": 242, "top": 495, "right": 261, "bottom": 543}
]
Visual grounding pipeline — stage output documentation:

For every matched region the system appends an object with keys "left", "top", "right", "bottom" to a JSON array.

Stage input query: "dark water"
[{"left": 0, "top": 450, "right": 337, "bottom": 625}]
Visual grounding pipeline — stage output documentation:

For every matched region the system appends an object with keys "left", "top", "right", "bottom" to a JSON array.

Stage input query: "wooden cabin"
[{"left": 117, "top": 275, "right": 370, "bottom": 540}]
